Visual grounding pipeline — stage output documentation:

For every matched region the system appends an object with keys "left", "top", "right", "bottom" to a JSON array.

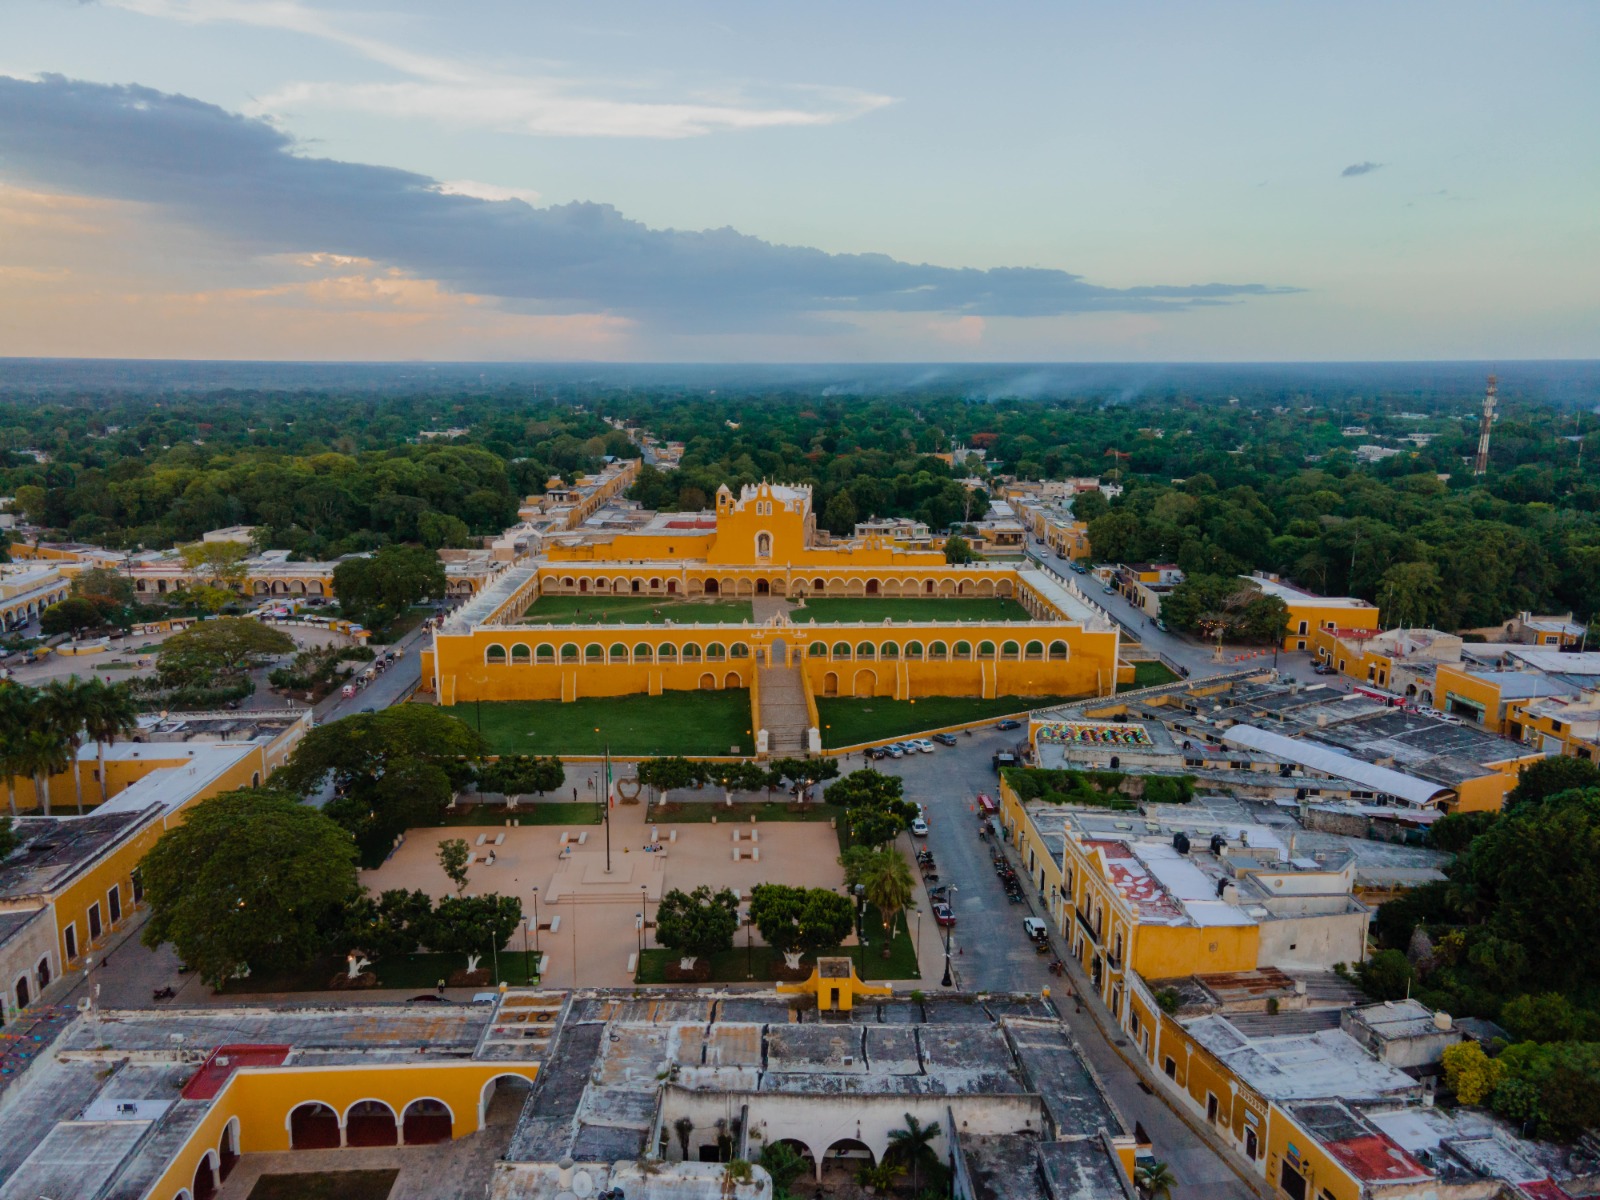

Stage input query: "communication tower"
[{"left": 1474, "top": 375, "right": 1497, "bottom": 476}]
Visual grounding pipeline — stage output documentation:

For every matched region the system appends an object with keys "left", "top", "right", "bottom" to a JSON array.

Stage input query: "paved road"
[{"left": 879, "top": 731, "right": 1261, "bottom": 1200}]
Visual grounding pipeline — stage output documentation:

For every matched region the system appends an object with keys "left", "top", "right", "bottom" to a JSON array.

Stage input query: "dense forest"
[{"left": 2, "top": 373, "right": 1596, "bottom": 625}]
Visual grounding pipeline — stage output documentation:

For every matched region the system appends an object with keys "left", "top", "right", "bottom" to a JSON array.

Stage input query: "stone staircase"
[{"left": 758, "top": 661, "right": 812, "bottom": 757}]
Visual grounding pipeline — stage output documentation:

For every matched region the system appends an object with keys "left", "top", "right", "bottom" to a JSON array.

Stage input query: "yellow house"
[
  {"left": 1247, "top": 574, "right": 1380, "bottom": 651},
  {"left": 1507, "top": 690, "right": 1600, "bottom": 762}
]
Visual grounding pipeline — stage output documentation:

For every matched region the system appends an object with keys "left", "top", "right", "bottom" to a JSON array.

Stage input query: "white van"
[{"left": 1022, "top": 917, "right": 1048, "bottom": 941}]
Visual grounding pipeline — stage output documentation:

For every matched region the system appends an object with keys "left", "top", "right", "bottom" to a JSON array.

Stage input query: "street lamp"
[
  {"left": 940, "top": 886, "right": 959, "bottom": 988},
  {"left": 636, "top": 912, "right": 644, "bottom": 960},
  {"left": 520, "top": 917, "right": 530, "bottom": 984},
  {"left": 531, "top": 887, "right": 540, "bottom": 960},
  {"left": 641, "top": 886, "right": 649, "bottom": 949},
  {"left": 745, "top": 909, "right": 754, "bottom": 980}
]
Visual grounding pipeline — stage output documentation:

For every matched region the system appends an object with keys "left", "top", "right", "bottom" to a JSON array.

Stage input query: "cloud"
[
  {"left": 103, "top": 0, "right": 894, "bottom": 139},
  {"left": 0, "top": 75, "right": 1300, "bottom": 332},
  {"left": 434, "top": 180, "right": 542, "bottom": 206},
  {"left": 1341, "top": 161, "right": 1384, "bottom": 177}
]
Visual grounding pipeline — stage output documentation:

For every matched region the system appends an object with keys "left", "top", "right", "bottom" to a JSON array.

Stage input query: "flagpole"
[{"left": 604, "top": 744, "right": 613, "bottom": 874}]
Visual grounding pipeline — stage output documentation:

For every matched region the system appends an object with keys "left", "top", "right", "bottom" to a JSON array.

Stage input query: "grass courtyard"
[
  {"left": 816, "top": 693, "right": 1084, "bottom": 747},
  {"left": 634, "top": 902, "right": 919, "bottom": 984},
  {"left": 472, "top": 691, "right": 755, "bottom": 756},
  {"left": 1118, "top": 661, "right": 1180, "bottom": 691},
  {"left": 519, "top": 594, "right": 754, "bottom": 625},
  {"left": 798, "top": 597, "right": 1032, "bottom": 623},
  {"left": 247, "top": 1172, "right": 398, "bottom": 1200}
]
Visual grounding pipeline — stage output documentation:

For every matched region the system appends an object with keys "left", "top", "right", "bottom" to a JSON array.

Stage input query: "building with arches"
[{"left": 424, "top": 483, "right": 1128, "bottom": 724}]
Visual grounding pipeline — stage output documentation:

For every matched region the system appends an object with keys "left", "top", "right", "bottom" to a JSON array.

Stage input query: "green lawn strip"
[
  {"left": 1118, "top": 661, "right": 1180, "bottom": 692},
  {"left": 816, "top": 694, "right": 1083, "bottom": 748},
  {"left": 472, "top": 691, "right": 755, "bottom": 757},
  {"left": 247, "top": 1171, "right": 399, "bottom": 1200},
  {"left": 646, "top": 801, "right": 844, "bottom": 825},
  {"left": 519, "top": 594, "right": 754, "bottom": 625},
  {"left": 439, "top": 801, "right": 601, "bottom": 826},
  {"left": 634, "top": 905, "right": 917, "bottom": 984},
  {"left": 222, "top": 950, "right": 544, "bottom": 993},
  {"left": 798, "top": 597, "right": 1033, "bottom": 624}
]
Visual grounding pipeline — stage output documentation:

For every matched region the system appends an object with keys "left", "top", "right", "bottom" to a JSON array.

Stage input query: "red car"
[{"left": 932, "top": 903, "right": 956, "bottom": 927}]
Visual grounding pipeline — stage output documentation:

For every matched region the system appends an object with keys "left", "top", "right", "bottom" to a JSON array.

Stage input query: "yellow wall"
[
  {"left": 144, "top": 1061, "right": 539, "bottom": 1200},
  {"left": 1282, "top": 602, "right": 1379, "bottom": 651},
  {"left": 1509, "top": 701, "right": 1600, "bottom": 763},
  {"left": 1308, "top": 628, "right": 1394, "bottom": 688},
  {"left": 1264, "top": 1107, "right": 1361, "bottom": 1200},
  {"left": 1433, "top": 664, "right": 1504, "bottom": 731}
]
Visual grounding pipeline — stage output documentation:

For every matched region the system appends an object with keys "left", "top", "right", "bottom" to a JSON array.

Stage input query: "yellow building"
[
  {"left": 1246, "top": 574, "right": 1380, "bottom": 651},
  {"left": 426, "top": 483, "right": 1126, "bottom": 719},
  {"left": 0, "top": 563, "right": 71, "bottom": 632}
]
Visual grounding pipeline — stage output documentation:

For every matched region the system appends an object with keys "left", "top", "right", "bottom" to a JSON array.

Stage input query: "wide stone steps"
[{"left": 758, "top": 663, "right": 811, "bottom": 756}]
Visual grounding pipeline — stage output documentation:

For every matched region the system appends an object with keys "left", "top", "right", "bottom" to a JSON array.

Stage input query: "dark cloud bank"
[{"left": 0, "top": 75, "right": 1299, "bottom": 331}]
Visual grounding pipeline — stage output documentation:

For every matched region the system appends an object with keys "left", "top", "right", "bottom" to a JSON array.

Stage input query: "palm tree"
[
  {"left": 17, "top": 728, "right": 72, "bottom": 818},
  {"left": 885, "top": 1113, "right": 942, "bottom": 1194},
  {"left": 0, "top": 684, "right": 32, "bottom": 817},
  {"left": 860, "top": 848, "right": 914, "bottom": 959},
  {"left": 1137, "top": 1159, "right": 1176, "bottom": 1200},
  {"left": 37, "top": 678, "right": 94, "bottom": 815},
  {"left": 81, "top": 679, "right": 141, "bottom": 805}
]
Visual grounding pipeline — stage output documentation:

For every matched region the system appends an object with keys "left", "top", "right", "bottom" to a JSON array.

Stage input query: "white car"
[
  {"left": 910, "top": 817, "right": 930, "bottom": 836},
  {"left": 911, "top": 739, "right": 936, "bottom": 754}
]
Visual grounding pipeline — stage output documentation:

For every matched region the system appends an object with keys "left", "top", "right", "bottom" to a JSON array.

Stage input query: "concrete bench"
[
  {"left": 731, "top": 829, "right": 742, "bottom": 842},
  {"left": 559, "top": 832, "right": 570, "bottom": 846},
  {"left": 577, "top": 830, "right": 588, "bottom": 845},
  {"left": 493, "top": 832, "right": 506, "bottom": 846},
  {"left": 627, "top": 952, "right": 638, "bottom": 974},
  {"left": 476, "top": 834, "right": 487, "bottom": 846},
  {"left": 668, "top": 829, "right": 677, "bottom": 843},
  {"left": 547, "top": 915, "right": 561, "bottom": 934},
  {"left": 751, "top": 829, "right": 759, "bottom": 843},
  {"left": 732, "top": 848, "right": 742, "bottom": 862},
  {"left": 751, "top": 847, "right": 761, "bottom": 863}
]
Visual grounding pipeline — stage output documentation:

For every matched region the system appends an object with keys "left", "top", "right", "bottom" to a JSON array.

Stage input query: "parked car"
[
  {"left": 1313, "top": 663, "right": 1337, "bottom": 675},
  {"left": 933, "top": 903, "right": 956, "bottom": 927},
  {"left": 865, "top": 746, "right": 887, "bottom": 760},
  {"left": 1102, "top": 584, "right": 1116, "bottom": 594},
  {"left": 932, "top": 732, "right": 958, "bottom": 747},
  {"left": 1022, "top": 917, "right": 1048, "bottom": 941},
  {"left": 995, "top": 719, "right": 1022, "bottom": 731},
  {"left": 885, "top": 743, "right": 905, "bottom": 759},
  {"left": 911, "top": 738, "right": 936, "bottom": 754},
  {"left": 911, "top": 817, "right": 930, "bottom": 836}
]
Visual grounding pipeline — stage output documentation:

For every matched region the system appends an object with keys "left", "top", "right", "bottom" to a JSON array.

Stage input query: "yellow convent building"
[{"left": 424, "top": 483, "right": 1127, "bottom": 737}]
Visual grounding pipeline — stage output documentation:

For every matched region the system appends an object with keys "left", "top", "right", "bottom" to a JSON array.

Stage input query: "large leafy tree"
[
  {"left": 426, "top": 894, "right": 523, "bottom": 974},
  {"left": 748, "top": 884, "right": 855, "bottom": 969},
  {"left": 39, "top": 597, "right": 103, "bottom": 637},
  {"left": 1507, "top": 757, "right": 1600, "bottom": 811},
  {"left": 332, "top": 544, "right": 446, "bottom": 627},
  {"left": 654, "top": 885, "right": 740, "bottom": 969},
  {"left": 839, "top": 846, "right": 915, "bottom": 958},
  {"left": 35, "top": 678, "right": 94, "bottom": 814},
  {"left": 139, "top": 788, "right": 359, "bottom": 987},
  {"left": 826, "top": 768, "right": 916, "bottom": 848},
  {"left": 339, "top": 888, "right": 434, "bottom": 965},
  {"left": 477, "top": 755, "right": 565, "bottom": 798},
  {"left": 155, "top": 618, "right": 295, "bottom": 688}
]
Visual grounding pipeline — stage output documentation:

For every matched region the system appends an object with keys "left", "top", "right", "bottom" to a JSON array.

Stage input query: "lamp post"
[
  {"left": 745, "top": 910, "right": 754, "bottom": 980},
  {"left": 530, "top": 887, "right": 540, "bottom": 960},
  {"left": 940, "top": 886, "right": 959, "bottom": 988},
  {"left": 636, "top": 912, "right": 644, "bottom": 961},
  {"left": 521, "top": 916, "right": 530, "bottom": 984},
  {"left": 641, "top": 886, "right": 649, "bottom": 949}
]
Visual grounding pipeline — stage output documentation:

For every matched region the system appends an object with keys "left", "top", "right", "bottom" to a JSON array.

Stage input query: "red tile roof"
[
  {"left": 182, "top": 1044, "right": 291, "bottom": 1100},
  {"left": 1324, "top": 1133, "right": 1429, "bottom": 1183}
]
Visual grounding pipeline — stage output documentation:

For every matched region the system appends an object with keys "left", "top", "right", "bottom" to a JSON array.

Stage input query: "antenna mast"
[{"left": 1474, "top": 375, "right": 1497, "bottom": 476}]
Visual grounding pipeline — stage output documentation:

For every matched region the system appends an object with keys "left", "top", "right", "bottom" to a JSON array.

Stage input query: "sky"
[{"left": 0, "top": 0, "right": 1596, "bottom": 362}]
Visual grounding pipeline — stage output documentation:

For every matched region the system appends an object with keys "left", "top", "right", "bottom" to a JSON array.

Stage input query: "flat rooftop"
[
  {"left": 0, "top": 811, "right": 156, "bottom": 901},
  {"left": 1180, "top": 1014, "right": 1419, "bottom": 1103}
]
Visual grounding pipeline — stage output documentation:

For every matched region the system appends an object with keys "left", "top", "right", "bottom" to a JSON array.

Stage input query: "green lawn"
[
  {"left": 223, "top": 950, "right": 544, "bottom": 993},
  {"left": 817, "top": 694, "right": 1082, "bottom": 747},
  {"left": 472, "top": 691, "right": 755, "bottom": 756},
  {"left": 520, "top": 594, "right": 754, "bottom": 625},
  {"left": 634, "top": 903, "right": 918, "bottom": 983},
  {"left": 440, "top": 801, "right": 601, "bottom": 826},
  {"left": 648, "top": 801, "right": 845, "bottom": 825},
  {"left": 1118, "top": 661, "right": 1180, "bottom": 691},
  {"left": 248, "top": 1172, "right": 398, "bottom": 1200},
  {"left": 798, "top": 597, "right": 1032, "bottom": 624}
]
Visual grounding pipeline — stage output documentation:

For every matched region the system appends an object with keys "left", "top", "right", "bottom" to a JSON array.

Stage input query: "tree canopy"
[
  {"left": 748, "top": 884, "right": 855, "bottom": 966},
  {"left": 654, "top": 884, "right": 740, "bottom": 967},
  {"left": 331, "top": 544, "right": 447, "bottom": 627},
  {"left": 155, "top": 618, "right": 295, "bottom": 688}
]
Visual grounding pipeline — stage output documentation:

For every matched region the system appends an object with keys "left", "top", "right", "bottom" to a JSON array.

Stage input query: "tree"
[
  {"left": 1507, "top": 757, "right": 1600, "bottom": 811},
  {"left": 1379, "top": 561, "right": 1444, "bottom": 628},
  {"left": 69, "top": 566, "right": 135, "bottom": 614},
  {"left": 327, "top": 759, "right": 455, "bottom": 864},
  {"left": 425, "top": 893, "right": 522, "bottom": 975},
  {"left": 654, "top": 885, "right": 740, "bottom": 969},
  {"left": 139, "top": 788, "right": 359, "bottom": 987},
  {"left": 180, "top": 539, "right": 252, "bottom": 593},
  {"left": 885, "top": 1113, "right": 942, "bottom": 1195},
  {"left": 0, "top": 684, "right": 32, "bottom": 817},
  {"left": 15, "top": 726, "right": 71, "bottom": 817},
  {"left": 0, "top": 816, "right": 14, "bottom": 860},
  {"left": 1135, "top": 1160, "right": 1176, "bottom": 1200},
  {"left": 1429, "top": 810, "right": 1496, "bottom": 853},
  {"left": 156, "top": 618, "right": 295, "bottom": 689},
  {"left": 332, "top": 545, "right": 446, "bottom": 627},
  {"left": 477, "top": 755, "right": 565, "bottom": 799},
  {"left": 765, "top": 756, "right": 839, "bottom": 800},
  {"left": 1443, "top": 1041, "right": 1502, "bottom": 1105},
  {"left": 637, "top": 755, "right": 708, "bottom": 799},
  {"left": 827, "top": 768, "right": 915, "bottom": 847},
  {"left": 821, "top": 491, "right": 858, "bottom": 536},
  {"left": 36, "top": 678, "right": 93, "bottom": 814},
  {"left": 1500, "top": 992, "right": 1593, "bottom": 1043},
  {"left": 1356, "top": 948, "right": 1415, "bottom": 1000},
  {"left": 437, "top": 838, "right": 471, "bottom": 895},
  {"left": 80, "top": 679, "right": 141, "bottom": 804},
  {"left": 339, "top": 888, "right": 434, "bottom": 967},
  {"left": 40, "top": 597, "right": 103, "bottom": 637},
  {"left": 1071, "top": 489, "right": 1110, "bottom": 523},
  {"left": 749, "top": 884, "right": 855, "bottom": 969},
  {"left": 849, "top": 847, "right": 914, "bottom": 957},
  {"left": 757, "top": 1140, "right": 807, "bottom": 1200},
  {"left": 942, "top": 534, "right": 975, "bottom": 565}
]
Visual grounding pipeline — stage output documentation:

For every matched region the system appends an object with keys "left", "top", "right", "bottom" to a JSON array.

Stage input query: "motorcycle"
[{"left": 152, "top": 986, "right": 176, "bottom": 1001}]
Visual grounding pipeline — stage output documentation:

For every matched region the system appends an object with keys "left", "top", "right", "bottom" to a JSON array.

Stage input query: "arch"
[
  {"left": 681, "top": 642, "right": 701, "bottom": 663},
  {"left": 882, "top": 578, "right": 902, "bottom": 596},
  {"left": 809, "top": 642, "right": 827, "bottom": 658},
  {"left": 536, "top": 643, "right": 555, "bottom": 663},
  {"left": 510, "top": 643, "right": 532, "bottom": 664},
  {"left": 823, "top": 672, "right": 839, "bottom": 697},
  {"left": 609, "top": 643, "right": 630, "bottom": 663},
  {"left": 612, "top": 577, "right": 629, "bottom": 595},
  {"left": 978, "top": 641, "right": 997, "bottom": 659},
  {"left": 667, "top": 579, "right": 679, "bottom": 594},
  {"left": 954, "top": 640, "right": 974, "bottom": 659},
  {"left": 769, "top": 638, "right": 788, "bottom": 667},
  {"left": 402, "top": 1097, "right": 454, "bottom": 1145},
  {"left": 724, "top": 672, "right": 740, "bottom": 689},
  {"left": 540, "top": 577, "right": 557, "bottom": 593},
  {"left": 736, "top": 578, "right": 754, "bottom": 596},
  {"left": 1001, "top": 641, "right": 1020, "bottom": 661},
  {"left": 631, "top": 578, "right": 643, "bottom": 594},
  {"left": 774, "top": 1138, "right": 817, "bottom": 1180},
  {"left": 649, "top": 577, "right": 662, "bottom": 592},
  {"left": 929, "top": 640, "right": 949, "bottom": 661},
  {"left": 584, "top": 643, "right": 604, "bottom": 663},
  {"left": 730, "top": 643, "right": 750, "bottom": 659},
  {"left": 705, "top": 642, "right": 726, "bottom": 662},
  {"left": 705, "top": 577, "right": 720, "bottom": 596},
  {"left": 1048, "top": 640, "right": 1069, "bottom": 661},
  {"left": 289, "top": 1101, "right": 341, "bottom": 1150},
  {"left": 865, "top": 578, "right": 880, "bottom": 595},
  {"left": 938, "top": 578, "right": 956, "bottom": 596},
  {"left": 828, "top": 577, "right": 847, "bottom": 594},
  {"left": 344, "top": 1099, "right": 398, "bottom": 1147},
  {"left": 832, "top": 641, "right": 852, "bottom": 660},
  {"left": 855, "top": 642, "right": 876, "bottom": 660},
  {"left": 880, "top": 641, "right": 899, "bottom": 659},
  {"left": 756, "top": 532, "right": 773, "bottom": 559},
  {"left": 813, "top": 577, "right": 826, "bottom": 593},
  {"left": 485, "top": 644, "right": 507, "bottom": 665},
  {"left": 853, "top": 668, "right": 878, "bottom": 697},
  {"left": 658, "top": 643, "right": 678, "bottom": 663},
  {"left": 479, "top": 1073, "right": 535, "bottom": 1130},
  {"left": 560, "top": 643, "right": 579, "bottom": 663},
  {"left": 925, "top": 579, "right": 936, "bottom": 595},
  {"left": 977, "top": 578, "right": 996, "bottom": 597},
  {"left": 1024, "top": 640, "right": 1045, "bottom": 661},
  {"left": 756, "top": 578, "right": 770, "bottom": 595},
  {"left": 700, "top": 673, "right": 717, "bottom": 690},
  {"left": 578, "top": 577, "right": 589, "bottom": 594},
  {"left": 172, "top": 1191, "right": 194, "bottom": 1200},
  {"left": 561, "top": 576, "right": 575, "bottom": 591},
  {"left": 192, "top": 1149, "right": 219, "bottom": 1200},
  {"left": 218, "top": 1117, "right": 240, "bottom": 1180},
  {"left": 14, "top": 974, "right": 30, "bottom": 1007},
  {"left": 958, "top": 579, "right": 975, "bottom": 596},
  {"left": 905, "top": 641, "right": 924, "bottom": 660},
  {"left": 825, "top": 1137, "right": 875, "bottom": 1165},
  {"left": 997, "top": 578, "right": 1015, "bottom": 597},
  {"left": 634, "top": 642, "right": 654, "bottom": 663}
]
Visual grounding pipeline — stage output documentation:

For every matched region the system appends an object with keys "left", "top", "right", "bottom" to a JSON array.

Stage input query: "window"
[
  {"left": 1297, "top": 620, "right": 1308, "bottom": 635},
  {"left": 485, "top": 644, "right": 507, "bottom": 665},
  {"left": 1245, "top": 1127, "right": 1259, "bottom": 1160},
  {"left": 1206, "top": 1093, "right": 1219, "bottom": 1123},
  {"left": 633, "top": 643, "right": 654, "bottom": 663},
  {"left": 108, "top": 885, "right": 122, "bottom": 924},
  {"left": 131, "top": 869, "right": 144, "bottom": 904},
  {"left": 1278, "top": 1162, "right": 1307, "bottom": 1200},
  {"left": 511, "top": 644, "right": 531, "bottom": 664},
  {"left": 88, "top": 903, "right": 103, "bottom": 941},
  {"left": 1164, "top": 1056, "right": 1177, "bottom": 1079},
  {"left": 65, "top": 922, "right": 78, "bottom": 961}
]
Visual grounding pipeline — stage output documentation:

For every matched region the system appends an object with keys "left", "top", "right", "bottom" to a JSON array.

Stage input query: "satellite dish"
[{"left": 571, "top": 1170, "right": 595, "bottom": 1198}]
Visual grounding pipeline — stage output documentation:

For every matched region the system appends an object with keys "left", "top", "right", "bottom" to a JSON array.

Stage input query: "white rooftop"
[
  {"left": 1181, "top": 1018, "right": 1418, "bottom": 1102},
  {"left": 1222, "top": 724, "right": 1451, "bottom": 807}
]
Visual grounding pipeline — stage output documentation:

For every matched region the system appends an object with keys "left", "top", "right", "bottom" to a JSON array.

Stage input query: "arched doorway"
[
  {"left": 13, "top": 976, "right": 29, "bottom": 1008},
  {"left": 667, "top": 580, "right": 679, "bottom": 594},
  {"left": 853, "top": 669, "right": 877, "bottom": 697},
  {"left": 700, "top": 673, "right": 717, "bottom": 690},
  {"left": 756, "top": 578, "right": 770, "bottom": 595},
  {"left": 770, "top": 639, "right": 788, "bottom": 667},
  {"left": 479, "top": 1074, "right": 535, "bottom": 1131},
  {"left": 865, "top": 579, "right": 880, "bottom": 595},
  {"left": 579, "top": 578, "right": 589, "bottom": 593},
  {"left": 191, "top": 1151, "right": 219, "bottom": 1200},
  {"left": 289, "top": 1102, "right": 341, "bottom": 1149},
  {"left": 402, "top": 1098, "right": 453, "bottom": 1144},
  {"left": 823, "top": 672, "right": 839, "bottom": 697},
  {"left": 822, "top": 1138, "right": 875, "bottom": 1185},
  {"left": 344, "top": 1100, "right": 398, "bottom": 1147},
  {"left": 773, "top": 1138, "right": 817, "bottom": 1181},
  {"left": 725, "top": 672, "right": 740, "bottom": 689},
  {"left": 705, "top": 578, "right": 719, "bottom": 595},
  {"left": 219, "top": 1118, "right": 240, "bottom": 1180}
]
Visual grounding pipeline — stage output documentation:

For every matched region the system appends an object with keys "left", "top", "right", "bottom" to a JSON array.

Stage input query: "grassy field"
[
  {"left": 473, "top": 691, "right": 755, "bottom": 756},
  {"left": 1118, "top": 661, "right": 1180, "bottom": 691},
  {"left": 248, "top": 1172, "right": 398, "bottom": 1200},
  {"left": 439, "top": 801, "right": 600, "bottom": 826},
  {"left": 798, "top": 597, "right": 1032, "bottom": 624},
  {"left": 634, "top": 903, "right": 918, "bottom": 983},
  {"left": 519, "top": 594, "right": 754, "bottom": 625},
  {"left": 816, "top": 694, "right": 1083, "bottom": 747}
]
